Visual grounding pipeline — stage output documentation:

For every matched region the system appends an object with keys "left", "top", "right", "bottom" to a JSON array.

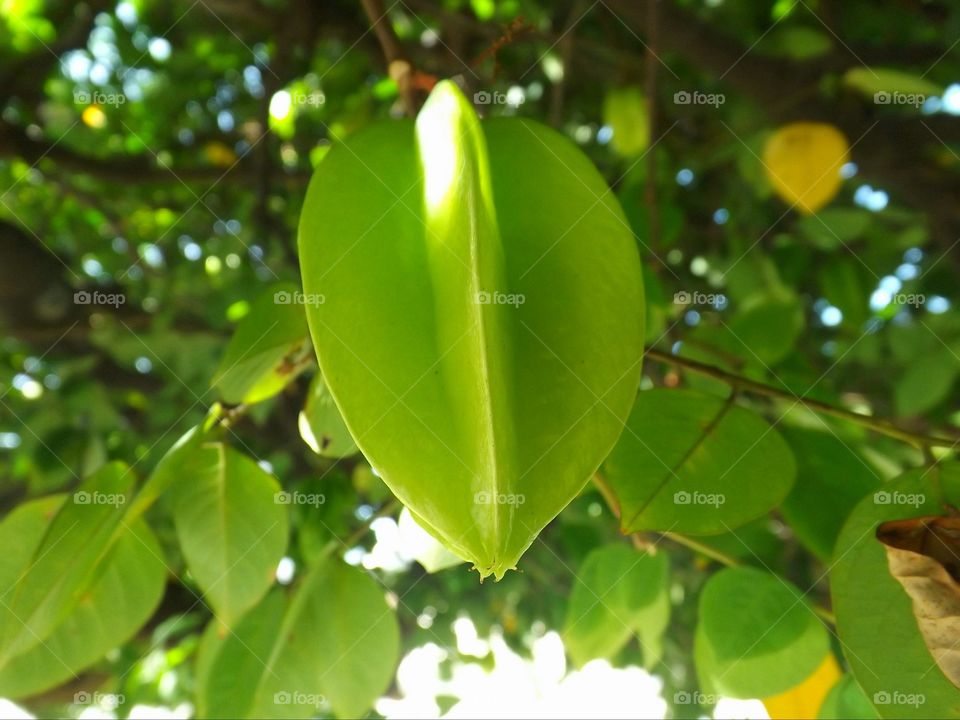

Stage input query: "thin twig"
[
  {"left": 643, "top": 0, "right": 661, "bottom": 258},
  {"left": 591, "top": 475, "right": 837, "bottom": 625},
  {"left": 359, "top": 0, "right": 418, "bottom": 117},
  {"left": 645, "top": 347, "right": 959, "bottom": 449}
]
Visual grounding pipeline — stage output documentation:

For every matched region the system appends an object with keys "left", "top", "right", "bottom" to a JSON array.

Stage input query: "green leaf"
[
  {"left": 298, "top": 373, "right": 357, "bottom": 458},
  {"left": 562, "top": 545, "right": 670, "bottom": 670},
  {"left": 172, "top": 443, "right": 289, "bottom": 626},
  {"left": 128, "top": 423, "right": 207, "bottom": 521},
  {"left": 0, "top": 461, "right": 136, "bottom": 663},
  {"left": 298, "top": 80, "right": 645, "bottom": 578},
  {"left": 603, "top": 86, "right": 649, "bottom": 157},
  {"left": 831, "top": 464, "right": 960, "bottom": 719},
  {"left": 695, "top": 566, "right": 830, "bottom": 697},
  {"left": 820, "top": 258, "right": 869, "bottom": 328},
  {"left": 895, "top": 348, "right": 959, "bottom": 416},
  {"left": 726, "top": 295, "right": 805, "bottom": 365},
  {"left": 212, "top": 283, "right": 311, "bottom": 405},
  {"left": 604, "top": 388, "right": 796, "bottom": 534},
  {"left": 780, "top": 429, "right": 881, "bottom": 560},
  {"left": 819, "top": 675, "right": 880, "bottom": 719},
  {"left": 0, "top": 506, "right": 166, "bottom": 697},
  {"left": 758, "top": 26, "right": 833, "bottom": 60},
  {"left": 797, "top": 208, "right": 872, "bottom": 251},
  {"left": 198, "top": 558, "right": 399, "bottom": 718},
  {"left": 844, "top": 68, "right": 942, "bottom": 100}
]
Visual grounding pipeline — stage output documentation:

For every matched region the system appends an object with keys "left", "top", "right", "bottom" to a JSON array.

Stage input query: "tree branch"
[
  {"left": 359, "top": 0, "right": 418, "bottom": 117},
  {"left": 645, "top": 347, "right": 959, "bottom": 448}
]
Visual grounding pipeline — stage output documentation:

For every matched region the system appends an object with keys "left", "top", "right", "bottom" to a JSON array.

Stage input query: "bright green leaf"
[
  {"left": 0, "top": 504, "right": 166, "bottom": 697},
  {"left": 172, "top": 443, "right": 289, "bottom": 626},
  {"left": 603, "top": 86, "right": 649, "bottom": 157},
  {"left": 298, "top": 80, "right": 645, "bottom": 578},
  {"left": 298, "top": 373, "right": 357, "bottom": 458},
  {"left": 212, "top": 283, "right": 311, "bottom": 405},
  {"left": 0, "top": 461, "right": 136, "bottom": 664}
]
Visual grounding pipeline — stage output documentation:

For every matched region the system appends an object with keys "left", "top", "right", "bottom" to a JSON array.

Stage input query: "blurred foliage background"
[{"left": 1, "top": 0, "right": 960, "bottom": 718}]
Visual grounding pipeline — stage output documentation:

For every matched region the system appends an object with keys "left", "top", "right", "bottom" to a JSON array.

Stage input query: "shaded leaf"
[
  {"left": 604, "top": 388, "right": 795, "bottom": 534},
  {"left": 212, "top": 283, "right": 311, "bottom": 405},
  {"left": 562, "top": 545, "right": 670, "bottom": 670},
  {"left": 695, "top": 566, "right": 830, "bottom": 698},
  {"left": 831, "top": 464, "right": 960, "bottom": 718}
]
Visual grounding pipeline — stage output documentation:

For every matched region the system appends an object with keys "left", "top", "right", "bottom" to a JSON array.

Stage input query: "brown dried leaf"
[{"left": 882, "top": 543, "right": 960, "bottom": 688}]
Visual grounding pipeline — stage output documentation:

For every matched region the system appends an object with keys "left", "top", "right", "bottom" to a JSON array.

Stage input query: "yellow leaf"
[
  {"left": 762, "top": 122, "right": 849, "bottom": 214},
  {"left": 81, "top": 105, "right": 107, "bottom": 129},
  {"left": 762, "top": 652, "right": 841, "bottom": 719},
  {"left": 603, "top": 86, "right": 649, "bottom": 157},
  {"left": 203, "top": 141, "right": 237, "bottom": 167}
]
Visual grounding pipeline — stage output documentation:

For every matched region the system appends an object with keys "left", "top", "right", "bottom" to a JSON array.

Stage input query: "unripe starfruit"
[
  {"left": 762, "top": 122, "right": 849, "bottom": 214},
  {"left": 298, "top": 81, "right": 645, "bottom": 579}
]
